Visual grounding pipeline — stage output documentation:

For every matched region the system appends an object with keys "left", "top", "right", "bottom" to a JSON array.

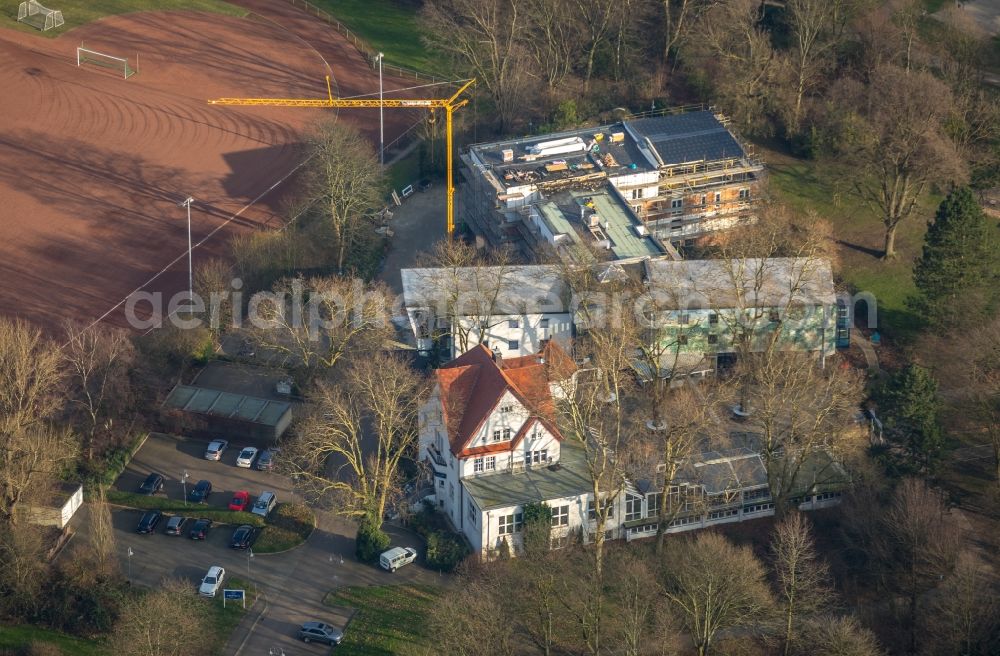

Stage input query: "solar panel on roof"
[{"left": 627, "top": 111, "right": 746, "bottom": 165}]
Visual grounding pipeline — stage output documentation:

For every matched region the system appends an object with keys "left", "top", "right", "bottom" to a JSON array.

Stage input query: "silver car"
[{"left": 204, "top": 439, "right": 228, "bottom": 461}]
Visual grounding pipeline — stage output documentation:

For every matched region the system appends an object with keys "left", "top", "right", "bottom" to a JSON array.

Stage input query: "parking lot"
[{"left": 98, "top": 432, "right": 439, "bottom": 655}]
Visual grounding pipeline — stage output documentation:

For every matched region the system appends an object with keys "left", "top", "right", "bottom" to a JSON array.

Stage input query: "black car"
[
  {"left": 164, "top": 515, "right": 187, "bottom": 536},
  {"left": 188, "top": 479, "right": 212, "bottom": 503},
  {"left": 189, "top": 518, "right": 213, "bottom": 540},
  {"left": 229, "top": 524, "right": 257, "bottom": 550},
  {"left": 138, "top": 472, "right": 164, "bottom": 495},
  {"left": 136, "top": 509, "right": 162, "bottom": 534},
  {"left": 255, "top": 449, "right": 276, "bottom": 471},
  {"left": 297, "top": 622, "right": 343, "bottom": 645}
]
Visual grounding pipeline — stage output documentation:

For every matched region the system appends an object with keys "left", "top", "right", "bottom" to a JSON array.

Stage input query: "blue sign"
[
  {"left": 433, "top": 471, "right": 447, "bottom": 479},
  {"left": 223, "top": 589, "right": 245, "bottom": 601}
]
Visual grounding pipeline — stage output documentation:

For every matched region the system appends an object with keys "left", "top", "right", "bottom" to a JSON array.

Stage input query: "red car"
[{"left": 228, "top": 490, "right": 250, "bottom": 512}]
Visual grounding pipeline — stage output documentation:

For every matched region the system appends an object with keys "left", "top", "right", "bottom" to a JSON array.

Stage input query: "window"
[
  {"left": 508, "top": 340, "right": 519, "bottom": 350},
  {"left": 646, "top": 492, "right": 661, "bottom": 517},
  {"left": 678, "top": 314, "right": 690, "bottom": 325},
  {"left": 708, "top": 334, "right": 718, "bottom": 344},
  {"left": 630, "top": 188, "right": 641, "bottom": 200},
  {"left": 588, "top": 500, "right": 614, "bottom": 520},
  {"left": 473, "top": 458, "right": 484, "bottom": 473},
  {"left": 677, "top": 334, "right": 688, "bottom": 345},
  {"left": 500, "top": 405, "right": 513, "bottom": 413},
  {"left": 551, "top": 535, "right": 570, "bottom": 550},
  {"left": 700, "top": 194, "right": 707, "bottom": 206},
  {"left": 708, "top": 313, "right": 718, "bottom": 325},
  {"left": 525, "top": 449, "right": 548, "bottom": 466},
  {"left": 769, "top": 310, "right": 781, "bottom": 323},
  {"left": 540, "top": 318, "right": 550, "bottom": 329},
  {"left": 508, "top": 319, "right": 520, "bottom": 329},
  {"left": 449, "top": 483, "right": 454, "bottom": 500},
  {"left": 551, "top": 505, "right": 569, "bottom": 527},
  {"left": 485, "top": 456, "right": 496, "bottom": 471},
  {"left": 670, "top": 198, "right": 683, "bottom": 210},
  {"left": 739, "top": 188, "right": 749, "bottom": 200},
  {"left": 468, "top": 500, "right": 477, "bottom": 524},
  {"left": 714, "top": 192, "right": 721, "bottom": 204},
  {"left": 492, "top": 429, "right": 502, "bottom": 442},
  {"left": 625, "top": 494, "right": 642, "bottom": 522},
  {"left": 503, "top": 427, "right": 512, "bottom": 440},
  {"left": 498, "top": 512, "right": 523, "bottom": 535}
]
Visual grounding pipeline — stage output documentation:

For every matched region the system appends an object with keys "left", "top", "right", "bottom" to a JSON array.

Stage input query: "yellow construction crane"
[{"left": 208, "top": 77, "right": 475, "bottom": 236}]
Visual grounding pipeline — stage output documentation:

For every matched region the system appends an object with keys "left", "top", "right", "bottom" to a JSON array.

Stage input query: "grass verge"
[
  {"left": 204, "top": 576, "right": 257, "bottom": 655},
  {"left": 307, "top": 0, "right": 444, "bottom": 75},
  {"left": 254, "top": 502, "right": 315, "bottom": 553},
  {"left": 107, "top": 490, "right": 264, "bottom": 527},
  {"left": 324, "top": 584, "right": 442, "bottom": 656},
  {"left": 0, "top": 0, "right": 246, "bottom": 37},
  {"left": 0, "top": 625, "right": 108, "bottom": 656}
]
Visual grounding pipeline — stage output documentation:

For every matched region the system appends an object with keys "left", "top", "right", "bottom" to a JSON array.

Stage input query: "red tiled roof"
[{"left": 436, "top": 344, "right": 565, "bottom": 457}]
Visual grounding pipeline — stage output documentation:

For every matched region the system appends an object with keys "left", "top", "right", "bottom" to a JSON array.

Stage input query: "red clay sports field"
[{"left": 0, "top": 0, "right": 420, "bottom": 328}]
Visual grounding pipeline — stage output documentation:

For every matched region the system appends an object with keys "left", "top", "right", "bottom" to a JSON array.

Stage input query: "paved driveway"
[{"left": 100, "top": 433, "right": 441, "bottom": 655}]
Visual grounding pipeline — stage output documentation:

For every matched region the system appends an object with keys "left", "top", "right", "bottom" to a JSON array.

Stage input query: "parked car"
[
  {"left": 255, "top": 448, "right": 277, "bottom": 471},
  {"left": 235, "top": 447, "right": 258, "bottom": 468},
  {"left": 164, "top": 515, "right": 187, "bottom": 536},
  {"left": 379, "top": 546, "right": 418, "bottom": 572},
  {"left": 188, "top": 479, "right": 212, "bottom": 503},
  {"left": 138, "top": 472, "right": 164, "bottom": 495},
  {"left": 136, "top": 510, "right": 162, "bottom": 534},
  {"left": 297, "top": 621, "right": 343, "bottom": 645},
  {"left": 204, "top": 439, "right": 228, "bottom": 461},
  {"left": 189, "top": 518, "right": 213, "bottom": 540},
  {"left": 228, "top": 490, "right": 250, "bottom": 512},
  {"left": 417, "top": 178, "right": 433, "bottom": 192},
  {"left": 251, "top": 491, "right": 277, "bottom": 518},
  {"left": 199, "top": 566, "right": 225, "bottom": 597},
  {"left": 230, "top": 524, "right": 257, "bottom": 550}
]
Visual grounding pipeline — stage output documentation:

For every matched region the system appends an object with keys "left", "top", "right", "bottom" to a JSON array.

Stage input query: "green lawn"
[
  {"left": 324, "top": 584, "right": 442, "bottom": 656},
  {"left": 0, "top": 0, "right": 246, "bottom": 37},
  {"left": 308, "top": 0, "right": 445, "bottom": 75},
  {"left": 205, "top": 576, "right": 257, "bottom": 654},
  {"left": 253, "top": 502, "right": 315, "bottom": 553},
  {"left": 0, "top": 625, "right": 108, "bottom": 656},
  {"left": 762, "top": 146, "right": 941, "bottom": 338}
]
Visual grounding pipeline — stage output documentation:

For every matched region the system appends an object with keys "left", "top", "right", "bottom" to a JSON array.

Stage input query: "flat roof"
[
  {"left": 163, "top": 385, "right": 291, "bottom": 427},
  {"left": 627, "top": 112, "right": 747, "bottom": 165},
  {"left": 463, "top": 439, "right": 593, "bottom": 510},
  {"left": 401, "top": 264, "right": 571, "bottom": 313},
  {"left": 643, "top": 258, "right": 837, "bottom": 309}
]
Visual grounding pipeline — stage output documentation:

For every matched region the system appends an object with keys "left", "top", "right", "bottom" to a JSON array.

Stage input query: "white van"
[
  {"left": 379, "top": 546, "right": 418, "bottom": 572},
  {"left": 251, "top": 491, "right": 277, "bottom": 518}
]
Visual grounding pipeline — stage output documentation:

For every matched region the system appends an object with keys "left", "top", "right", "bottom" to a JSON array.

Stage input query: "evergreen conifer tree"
[{"left": 876, "top": 364, "right": 944, "bottom": 475}]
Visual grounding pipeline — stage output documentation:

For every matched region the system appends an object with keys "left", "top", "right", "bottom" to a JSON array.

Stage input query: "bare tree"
[
  {"left": 0, "top": 519, "right": 48, "bottom": 619},
  {"left": 872, "top": 479, "right": 960, "bottom": 655},
  {"left": 684, "top": 0, "right": 776, "bottom": 133},
  {"left": 606, "top": 546, "right": 675, "bottom": 656},
  {"left": 0, "top": 317, "right": 63, "bottom": 436},
  {"left": 282, "top": 354, "right": 425, "bottom": 524},
  {"left": 62, "top": 320, "right": 135, "bottom": 462},
  {"left": 420, "top": 0, "right": 532, "bottom": 131},
  {"left": 427, "top": 563, "right": 517, "bottom": 656},
  {"left": 301, "top": 120, "right": 385, "bottom": 274},
  {"left": 843, "top": 65, "right": 965, "bottom": 259},
  {"left": 572, "top": 0, "right": 621, "bottom": 90},
  {"left": 794, "top": 615, "right": 884, "bottom": 656},
  {"left": 249, "top": 275, "right": 394, "bottom": 376},
  {"left": 771, "top": 512, "right": 832, "bottom": 655},
  {"left": 89, "top": 486, "right": 118, "bottom": 575},
  {"left": 524, "top": 0, "right": 576, "bottom": 91},
  {"left": 193, "top": 258, "right": 236, "bottom": 339},
  {"left": 108, "top": 578, "right": 211, "bottom": 656},
  {"left": 660, "top": 531, "right": 774, "bottom": 656},
  {"left": 921, "top": 552, "right": 1000, "bottom": 656}
]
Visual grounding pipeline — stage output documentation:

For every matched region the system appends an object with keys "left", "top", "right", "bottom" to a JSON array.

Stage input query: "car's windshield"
[
  {"left": 254, "top": 500, "right": 266, "bottom": 508},
  {"left": 205, "top": 576, "right": 216, "bottom": 584}
]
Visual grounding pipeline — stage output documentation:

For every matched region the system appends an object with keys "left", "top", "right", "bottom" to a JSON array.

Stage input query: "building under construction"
[{"left": 461, "top": 109, "right": 764, "bottom": 259}]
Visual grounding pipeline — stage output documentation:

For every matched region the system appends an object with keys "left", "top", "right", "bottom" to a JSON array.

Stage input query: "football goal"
[
  {"left": 77, "top": 46, "right": 137, "bottom": 80},
  {"left": 17, "top": 0, "right": 64, "bottom": 31}
]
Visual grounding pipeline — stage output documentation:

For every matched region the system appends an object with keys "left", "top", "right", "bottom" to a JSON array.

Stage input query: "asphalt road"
[{"left": 80, "top": 433, "right": 442, "bottom": 656}]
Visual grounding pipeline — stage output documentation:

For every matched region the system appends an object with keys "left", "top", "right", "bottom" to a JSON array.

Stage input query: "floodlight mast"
[
  {"left": 178, "top": 197, "right": 194, "bottom": 303},
  {"left": 207, "top": 77, "right": 476, "bottom": 237}
]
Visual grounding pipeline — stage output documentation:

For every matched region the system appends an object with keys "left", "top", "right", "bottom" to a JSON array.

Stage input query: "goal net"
[
  {"left": 77, "top": 47, "right": 136, "bottom": 80},
  {"left": 17, "top": 1, "right": 64, "bottom": 31}
]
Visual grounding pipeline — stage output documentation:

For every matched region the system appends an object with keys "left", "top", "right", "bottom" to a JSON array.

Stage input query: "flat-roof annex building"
[{"left": 461, "top": 110, "right": 764, "bottom": 258}]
